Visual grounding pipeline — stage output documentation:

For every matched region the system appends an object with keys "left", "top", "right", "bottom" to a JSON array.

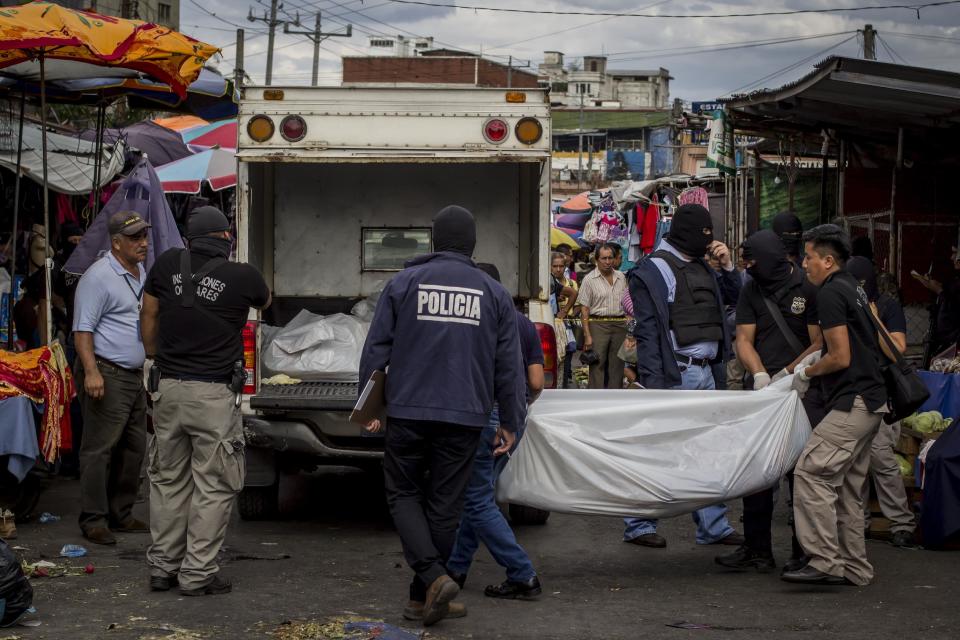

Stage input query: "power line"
[
  {"left": 600, "top": 31, "right": 856, "bottom": 64},
  {"left": 886, "top": 31, "right": 960, "bottom": 43},
  {"left": 186, "top": 0, "right": 252, "bottom": 29},
  {"left": 726, "top": 34, "right": 859, "bottom": 96},
  {"left": 877, "top": 34, "right": 911, "bottom": 64},
  {"left": 382, "top": 0, "right": 960, "bottom": 19}
]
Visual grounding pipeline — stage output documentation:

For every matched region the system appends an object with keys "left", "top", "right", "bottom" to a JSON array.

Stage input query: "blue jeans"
[
  {"left": 447, "top": 410, "right": 536, "bottom": 582},
  {"left": 623, "top": 363, "right": 735, "bottom": 544}
]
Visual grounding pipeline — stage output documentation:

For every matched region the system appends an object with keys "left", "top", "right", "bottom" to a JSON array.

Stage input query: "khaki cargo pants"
[
  {"left": 862, "top": 421, "right": 916, "bottom": 534},
  {"left": 146, "top": 379, "right": 245, "bottom": 590},
  {"left": 793, "top": 396, "right": 882, "bottom": 586}
]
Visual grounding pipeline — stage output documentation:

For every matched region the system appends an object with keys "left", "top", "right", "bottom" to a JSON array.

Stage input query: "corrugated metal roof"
[
  {"left": 722, "top": 57, "right": 960, "bottom": 141},
  {"left": 552, "top": 109, "right": 671, "bottom": 133}
]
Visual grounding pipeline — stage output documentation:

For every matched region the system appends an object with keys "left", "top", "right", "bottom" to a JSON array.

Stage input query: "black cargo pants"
[{"left": 383, "top": 417, "right": 482, "bottom": 602}]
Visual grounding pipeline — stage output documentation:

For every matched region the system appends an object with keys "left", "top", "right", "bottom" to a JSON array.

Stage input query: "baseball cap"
[{"left": 108, "top": 211, "right": 151, "bottom": 236}]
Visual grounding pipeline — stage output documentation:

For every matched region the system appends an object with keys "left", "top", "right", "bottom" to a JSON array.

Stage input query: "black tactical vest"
[{"left": 653, "top": 250, "right": 724, "bottom": 347}]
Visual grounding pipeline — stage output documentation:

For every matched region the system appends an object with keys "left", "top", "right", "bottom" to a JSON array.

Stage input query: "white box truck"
[{"left": 234, "top": 86, "right": 555, "bottom": 520}]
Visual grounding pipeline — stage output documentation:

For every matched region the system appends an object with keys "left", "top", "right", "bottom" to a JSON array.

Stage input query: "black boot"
[
  {"left": 715, "top": 545, "right": 776, "bottom": 572},
  {"left": 484, "top": 576, "right": 542, "bottom": 600}
]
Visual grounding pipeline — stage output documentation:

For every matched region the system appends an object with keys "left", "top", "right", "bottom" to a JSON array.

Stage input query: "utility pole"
[
  {"left": 507, "top": 55, "right": 512, "bottom": 88},
  {"left": 248, "top": 0, "right": 283, "bottom": 85},
  {"left": 284, "top": 12, "right": 353, "bottom": 86},
  {"left": 235, "top": 29, "right": 245, "bottom": 93},
  {"left": 862, "top": 24, "right": 877, "bottom": 60},
  {"left": 577, "top": 89, "right": 585, "bottom": 190}
]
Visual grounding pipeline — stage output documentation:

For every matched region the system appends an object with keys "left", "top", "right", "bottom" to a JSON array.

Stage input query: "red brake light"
[
  {"left": 242, "top": 321, "right": 258, "bottom": 395},
  {"left": 280, "top": 115, "right": 307, "bottom": 142},
  {"left": 483, "top": 118, "right": 508, "bottom": 144},
  {"left": 535, "top": 322, "right": 558, "bottom": 389}
]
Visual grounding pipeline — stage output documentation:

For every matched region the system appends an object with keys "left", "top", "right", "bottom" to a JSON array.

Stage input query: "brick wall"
[{"left": 342, "top": 57, "right": 539, "bottom": 88}]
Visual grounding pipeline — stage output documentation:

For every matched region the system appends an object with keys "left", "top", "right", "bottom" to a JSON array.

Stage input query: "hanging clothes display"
[{"left": 638, "top": 194, "right": 660, "bottom": 255}]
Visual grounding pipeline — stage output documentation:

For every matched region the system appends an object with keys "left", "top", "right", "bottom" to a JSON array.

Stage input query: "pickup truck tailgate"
[{"left": 250, "top": 381, "right": 358, "bottom": 411}]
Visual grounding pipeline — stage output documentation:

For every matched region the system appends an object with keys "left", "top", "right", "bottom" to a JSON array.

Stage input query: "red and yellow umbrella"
[{"left": 0, "top": 1, "right": 218, "bottom": 96}]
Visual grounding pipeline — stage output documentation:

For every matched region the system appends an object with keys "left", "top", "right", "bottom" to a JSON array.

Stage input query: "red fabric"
[
  {"left": 56, "top": 194, "right": 78, "bottom": 225},
  {"left": 638, "top": 195, "right": 660, "bottom": 255}
]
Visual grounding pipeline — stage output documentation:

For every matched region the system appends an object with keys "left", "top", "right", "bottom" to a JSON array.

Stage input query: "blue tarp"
[
  {"left": 63, "top": 156, "right": 185, "bottom": 276},
  {"left": 918, "top": 371, "right": 960, "bottom": 420}
]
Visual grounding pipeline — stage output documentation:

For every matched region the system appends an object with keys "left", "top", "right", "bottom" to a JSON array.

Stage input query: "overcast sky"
[{"left": 181, "top": 0, "right": 960, "bottom": 103}]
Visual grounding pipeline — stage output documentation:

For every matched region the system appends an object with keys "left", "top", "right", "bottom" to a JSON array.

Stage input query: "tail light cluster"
[
  {"left": 535, "top": 322, "right": 558, "bottom": 389},
  {"left": 247, "top": 115, "right": 306, "bottom": 143},
  {"left": 483, "top": 117, "right": 543, "bottom": 146},
  {"left": 242, "top": 321, "right": 258, "bottom": 395}
]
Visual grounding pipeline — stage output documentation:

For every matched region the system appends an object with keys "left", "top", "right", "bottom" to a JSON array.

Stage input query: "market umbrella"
[
  {"left": 0, "top": 1, "right": 217, "bottom": 345},
  {"left": 154, "top": 114, "right": 208, "bottom": 131},
  {"left": 155, "top": 147, "right": 236, "bottom": 194},
  {"left": 559, "top": 191, "right": 592, "bottom": 213},
  {"left": 64, "top": 155, "right": 184, "bottom": 276},
  {"left": 551, "top": 226, "right": 581, "bottom": 249},
  {"left": 79, "top": 120, "right": 191, "bottom": 167},
  {"left": 181, "top": 119, "right": 237, "bottom": 150}
]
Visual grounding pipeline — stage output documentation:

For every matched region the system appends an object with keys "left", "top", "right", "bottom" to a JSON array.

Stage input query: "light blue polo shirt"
[{"left": 73, "top": 252, "right": 146, "bottom": 370}]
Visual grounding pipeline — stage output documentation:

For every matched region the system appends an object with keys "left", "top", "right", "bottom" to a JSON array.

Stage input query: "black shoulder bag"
[{"left": 840, "top": 280, "right": 929, "bottom": 424}]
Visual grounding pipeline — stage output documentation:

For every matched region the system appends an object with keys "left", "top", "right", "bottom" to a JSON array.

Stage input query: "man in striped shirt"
[{"left": 577, "top": 243, "right": 628, "bottom": 389}]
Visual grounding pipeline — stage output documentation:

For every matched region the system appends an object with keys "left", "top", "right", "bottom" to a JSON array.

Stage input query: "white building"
[
  {"left": 539, "top": 51, "right": 671, "bottom": 109},
  {"left": 366, "top": 35, "right": 435, "bottom": 57}
]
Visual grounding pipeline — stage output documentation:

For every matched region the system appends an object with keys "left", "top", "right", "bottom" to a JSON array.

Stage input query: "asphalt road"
[{"left": 10, "top": 468, "right": 960, "bottom": 640}]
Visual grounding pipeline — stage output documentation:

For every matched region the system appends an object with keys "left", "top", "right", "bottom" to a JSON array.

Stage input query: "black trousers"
[
  {"left": 742, "top": 380, "right": 831, "bottom": 557},
  {"left": 383, "top": 417, "right": 482, "bottom": 601}
]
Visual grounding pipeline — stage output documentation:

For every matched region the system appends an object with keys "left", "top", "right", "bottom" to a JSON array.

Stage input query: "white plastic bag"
[
  {"left": 261, "top": 311, "right": 369, "bottom": 382},
  {"left": 497, "top": 383, "right": 811, "bottom": 519}
]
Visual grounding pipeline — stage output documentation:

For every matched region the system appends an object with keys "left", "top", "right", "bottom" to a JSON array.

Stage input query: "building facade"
[
  {"left": 0, "top": 1, "right": 181, "bottom": 30},
  {"left": 538, "top": 51, "right": 671, "bottom": 109},
  {"left": 343, "top": 49, "right": 539, "bottom": 88},
  {"left": 366, "top": 35, "right": 435, "bottom": 57}
]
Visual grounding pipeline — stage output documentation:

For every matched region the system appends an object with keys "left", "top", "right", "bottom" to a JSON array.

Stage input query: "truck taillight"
[
  {"left": 535, "top": 322, "right": 558, "bottom": 389},
  {"left": 483, "top": 118, "right": 508, "bottom": 144},
  {"left": 242, "top": 321, "right": 258, "bottom": 395}
]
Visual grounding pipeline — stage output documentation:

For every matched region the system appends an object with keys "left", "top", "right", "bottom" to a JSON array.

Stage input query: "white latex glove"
[
  {"left": 752, "top": 372, "right": 771, "bottom": 390},
  {"left": 791, "top": 363, "right": 811, "bottom": 396},
  {"left": 770, "top": 368, "right": 790, "bottom": 383},
  {"left": 798, "top": 351, "right": 822, "bottom": 368}
]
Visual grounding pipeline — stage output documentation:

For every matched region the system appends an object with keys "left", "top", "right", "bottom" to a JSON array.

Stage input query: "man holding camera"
[{"left": 140, "top": 206, "right": 271, "bottom": 596}]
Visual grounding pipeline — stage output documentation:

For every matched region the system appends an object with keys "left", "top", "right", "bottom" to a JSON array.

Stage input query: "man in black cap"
[
  {"left": 140, "top": 205, "right": 271, "bottom": 596},
  {"left": 715, "top": 230, "right": 821, "bottom": 572},
  {"left": 359, "top": 205, "right": 526, "bottom": 627},
  {"left": 73, "top": 211, "right": 151, "bottom": 545},
  {"left": 621, "top": 203, "right": 744, "bottom": 549}
]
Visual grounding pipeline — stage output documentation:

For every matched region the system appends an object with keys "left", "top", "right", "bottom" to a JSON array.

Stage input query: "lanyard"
[{"left": 122, "top": 272, "right": 144, "bottom": 311}]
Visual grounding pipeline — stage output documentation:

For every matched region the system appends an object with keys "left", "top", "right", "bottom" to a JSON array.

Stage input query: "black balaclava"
[
  {"left": 772, "top": 211, "right": 803, "bottom": 257},
  {"left": 742, "top": 230, "right": 793, "bottom": 295},
  {"left": 433, "top": 205, "right": 476, "bottom": 257},
  {"left": 667, "top": 204, "right": 713, "bottom": 258},
  {"left": 187, "top": 205, "right": 232, "bottom": 258},
  {"left": 847, "top": 256, "right": 879, "bottom": 302},
  {"left": 852, "top": 236, "right": 875, "bottom": 263}
]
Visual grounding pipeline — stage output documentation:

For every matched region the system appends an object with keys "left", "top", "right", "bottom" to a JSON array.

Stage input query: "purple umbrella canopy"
[
  {"left": 78, "top": 120, "right": 192, "bottom": 167},
  {"left": 64, "top": 155, "right": 185, "bottom": 276}
]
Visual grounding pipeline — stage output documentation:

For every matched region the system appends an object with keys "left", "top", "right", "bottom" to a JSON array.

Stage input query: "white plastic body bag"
[{"left": 497, "top": 380, "right": 811, "bottom": 519}]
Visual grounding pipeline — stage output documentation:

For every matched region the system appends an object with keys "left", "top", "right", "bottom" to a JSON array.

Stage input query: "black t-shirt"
[
  {"left": 735, "top": 268, "right": 818, "bottom": 372},
  {"left": 516, "top": 310, "right": 544, "bottom": 403},
  {"left": 145, "top": 248, "right": 270, "bottom": 381},
  {"left": 877, "top": 294, "right": 907, "bottom": 335},
  {"left": 816, "top": 270, "right": 887, "bottom": 412}
]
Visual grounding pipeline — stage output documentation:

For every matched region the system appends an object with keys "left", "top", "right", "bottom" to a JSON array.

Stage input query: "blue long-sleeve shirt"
[{"left": 359, "top": 252, "right": 527, "bottom": 432}]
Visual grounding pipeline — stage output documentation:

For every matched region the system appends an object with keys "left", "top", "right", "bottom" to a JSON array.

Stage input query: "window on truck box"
[{"left": 362, "top": 228, "right": 432, "bottom": 271}]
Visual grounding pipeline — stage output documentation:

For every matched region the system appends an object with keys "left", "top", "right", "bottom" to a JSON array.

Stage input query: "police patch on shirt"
[
  {"left": 790, "top": 296, "right": 806, "bottom": 315},
  {"left": 417, "top": 284, "right": 482, "bottom": 326}
]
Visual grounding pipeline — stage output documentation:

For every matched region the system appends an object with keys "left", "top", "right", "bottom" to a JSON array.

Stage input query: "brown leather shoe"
[
  {"left": 112, "top": 518, "right": 149, "bottom": 533},
  {"left": 83, "top": 526, "right": 117, "bottom": 545},
  {"left": 714, "top": 532, "right": 746, "bottom": 546},
  {"left": 403, "top": 600, "right": 467, "bottom": 621},
  {"left": 625, "top": 533, "right": 667, "bottom": 548},
  {"left": 422, "top": 575, "right": 460, "bottom": 626}
]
